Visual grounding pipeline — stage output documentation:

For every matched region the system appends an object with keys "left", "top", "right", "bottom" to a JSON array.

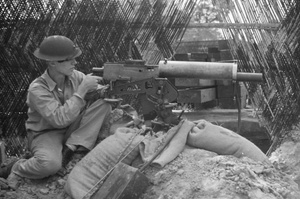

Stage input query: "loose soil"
[{"left": 1, "top": 109, "right": 300, "bottom": 199}]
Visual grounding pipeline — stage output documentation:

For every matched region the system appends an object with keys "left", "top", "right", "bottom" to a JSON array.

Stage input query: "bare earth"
[{"left": 1, "top": 110, "right": 300, "bottom": 199}]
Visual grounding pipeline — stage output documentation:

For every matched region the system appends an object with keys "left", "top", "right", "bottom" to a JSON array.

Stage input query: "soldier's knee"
[{"left": 37, "top": 158, "right": 61, "bottom": 177}]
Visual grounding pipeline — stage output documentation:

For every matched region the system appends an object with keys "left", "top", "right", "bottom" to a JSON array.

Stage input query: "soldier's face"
[{"left": 55, "top": 58, "right": 77, "bottom": 76}]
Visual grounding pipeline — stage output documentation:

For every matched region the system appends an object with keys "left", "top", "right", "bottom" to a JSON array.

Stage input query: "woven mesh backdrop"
[
  {"left": 0, "top": 0, "right": 196, "bottom": 156},
  {"left": 216, "top": 0, "right": 300, "bottom": 153},
  {"left": 2, "top": 0, "right": 300, "bottom": 157}
]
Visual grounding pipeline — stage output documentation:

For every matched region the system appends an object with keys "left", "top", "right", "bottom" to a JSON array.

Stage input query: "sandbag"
[
  {"left": 186, "top": 120, "right": 269, "bottom": 163},
  {"left": 139, "top": 133, "right": 164, "bottom": 162},
  {"left": 152, "top": 120, "right": 194, "bottom": 168},
  {"left": 139, "top": 120, "right": 195, "bottom": 168},
  {"left": 65, "top": 128, "right": 144, "bottom": 199}
]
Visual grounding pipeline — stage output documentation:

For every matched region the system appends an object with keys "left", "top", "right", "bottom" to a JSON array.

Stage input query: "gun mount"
[{"left": 92, "top": 60, "right": 263, "bottom": 125}]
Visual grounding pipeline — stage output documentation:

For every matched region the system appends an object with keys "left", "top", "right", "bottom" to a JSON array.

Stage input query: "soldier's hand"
[
  {"left": 97, "top": 84, "right": 109, "bottom": 98},
  {"left": 81, "top": 74, "right": 102, "bottom": 92}
]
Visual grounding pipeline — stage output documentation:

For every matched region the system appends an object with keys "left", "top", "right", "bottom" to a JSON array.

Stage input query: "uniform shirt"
[{"left": 25, "top": 69, "right": 86, "bottom": 132}]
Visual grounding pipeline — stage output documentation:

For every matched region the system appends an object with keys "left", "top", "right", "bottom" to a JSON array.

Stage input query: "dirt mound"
[
  {"left": 1, "top": 145, "right": 300, "bottom": 199},
  {"left": 141, "top": 146, "right": 300, "bottom": 199},
  {"left": 1, "top": 109, "right": 300, "bottom": 199},
  {"left": 269, "top": 128, "right": 300, "bottom": 191}
]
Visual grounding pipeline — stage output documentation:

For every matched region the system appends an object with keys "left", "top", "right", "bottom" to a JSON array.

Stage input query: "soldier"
[{"left": 1, "top": 35, "right": 111, "bottom": 188}]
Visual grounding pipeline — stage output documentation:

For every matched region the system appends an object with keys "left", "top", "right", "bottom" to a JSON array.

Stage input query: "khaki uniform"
[{"left": 11, "top": 70, "right": 111, "bottom": 179}]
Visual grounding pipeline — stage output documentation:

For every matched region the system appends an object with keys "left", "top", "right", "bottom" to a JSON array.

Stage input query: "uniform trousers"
[{"left": 11, "top": 99, "right": 111, "bottom": 179}]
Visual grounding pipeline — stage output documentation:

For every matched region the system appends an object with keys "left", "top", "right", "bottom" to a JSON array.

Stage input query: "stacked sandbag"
[
  {"left": 187, "top": 120, "right": 269, "bottom": 163},
  {"left": 65, "top": 127, "right": 144, "bottom": 199},
  {"left": 139, "top": 120, "right": 195, "bottom": 168}
]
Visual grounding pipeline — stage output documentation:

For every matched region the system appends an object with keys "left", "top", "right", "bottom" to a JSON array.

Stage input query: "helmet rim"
[{"left": 33, "top": 47, "right": 82, "bottom": 61}]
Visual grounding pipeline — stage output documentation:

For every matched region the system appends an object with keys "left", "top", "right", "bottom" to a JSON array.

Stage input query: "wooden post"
[{"left": 0, "top": 141, "right": 6, "bottom": 164}]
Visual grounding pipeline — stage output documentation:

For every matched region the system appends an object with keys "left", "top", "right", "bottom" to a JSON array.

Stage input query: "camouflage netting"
[
  {"left": 2, "top": 0, "right": 300, "bottom": 157},
  {"left": 0, "top": 0, "right": 196, "bottom": 156},
  {"left": 215, "top": 0, "right": 300, "bottom": 154}
]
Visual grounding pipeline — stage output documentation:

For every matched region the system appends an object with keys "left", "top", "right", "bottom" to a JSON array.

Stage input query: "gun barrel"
[
  {"left": 158, "top": 61, "right": 262, "bottom": 82},
  {"left": 236, "top": 73, "right": 263, "bottom": 82}
]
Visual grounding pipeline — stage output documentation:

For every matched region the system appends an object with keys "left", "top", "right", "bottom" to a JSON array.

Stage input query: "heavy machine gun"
[{"left": 92, "top": 59, "right": 263, "bottom": 125}]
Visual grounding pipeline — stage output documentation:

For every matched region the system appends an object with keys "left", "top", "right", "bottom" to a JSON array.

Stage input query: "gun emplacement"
[
  {"left": 92, "top": 60, "right": 263, "bottom": 124},
  {"left": 92, "top": 59, "right": 263, "bottom": 82}
]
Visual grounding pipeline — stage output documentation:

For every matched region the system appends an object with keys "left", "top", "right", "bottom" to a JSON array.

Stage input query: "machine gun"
[{"left": 92, "top": 59, "right": 263, "bottom": 125}]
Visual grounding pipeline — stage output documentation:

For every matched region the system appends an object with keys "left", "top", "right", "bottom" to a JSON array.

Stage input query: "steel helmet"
[{"left": 33, "top": 35, "right": 82, "bottom": 61}]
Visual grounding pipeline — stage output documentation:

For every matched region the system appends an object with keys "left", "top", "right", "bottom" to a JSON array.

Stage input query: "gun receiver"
[{"left": 92, "top": 60, "right": 263, "bottom": 123}]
